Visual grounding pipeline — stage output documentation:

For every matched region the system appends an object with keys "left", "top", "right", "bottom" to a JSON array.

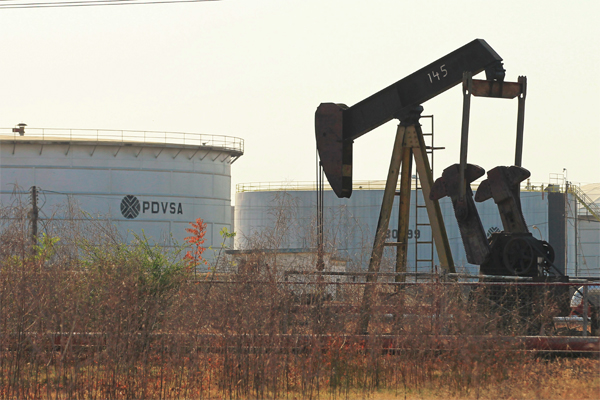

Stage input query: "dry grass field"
[{"left": 1, "top": 204, "right": 598, "bottom": 399}]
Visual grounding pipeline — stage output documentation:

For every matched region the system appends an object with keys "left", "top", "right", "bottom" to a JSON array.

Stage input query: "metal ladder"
[
  {"left": 414, "top": 115, "right": 436, "bottom": 277},
  {"left": 569, "top": 185, "right": 600, "bottom": 222}
]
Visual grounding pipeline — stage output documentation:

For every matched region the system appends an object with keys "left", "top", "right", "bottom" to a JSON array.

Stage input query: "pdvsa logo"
[
  {"left": 142, "top": 201, "right": 183, "bottom": 215},
  {"left": 121, "top": 195, "right": 183, "bottom": 219},
  {"left": 121, "top": 195, "right": 140, "bottom": 219}
]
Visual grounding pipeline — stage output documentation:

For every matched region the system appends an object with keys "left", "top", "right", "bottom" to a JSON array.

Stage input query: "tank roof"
[
  {"left": 236, "top": 180, "right": 558, "bottom": 194},
  {"left": 0, "top": 127, "right": 244, "bottom": 156}
]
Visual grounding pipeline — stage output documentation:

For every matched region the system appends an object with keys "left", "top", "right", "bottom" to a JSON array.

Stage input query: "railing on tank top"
[{"left": 0, "top": 127, "right": 244, "bottom": 154}]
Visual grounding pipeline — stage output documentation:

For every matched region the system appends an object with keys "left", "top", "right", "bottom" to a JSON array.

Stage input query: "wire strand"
[{"left": 0, "top": 0, "right": 217, "bottom": 9}]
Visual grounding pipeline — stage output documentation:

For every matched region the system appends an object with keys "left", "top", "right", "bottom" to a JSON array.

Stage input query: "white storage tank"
[
  {"left": 234, "top": 181, "right": 590, "bottom": 277},
  {"left": 0, "top": 127, "right": 244, "bottom": 261}
]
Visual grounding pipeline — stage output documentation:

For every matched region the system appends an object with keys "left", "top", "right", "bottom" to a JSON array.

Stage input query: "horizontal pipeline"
[
  {"left": 193, "top": 280, "right": 600, "bottom": 287},
  {"left": 2, "top": 333, "right": 597, "bottom": 354},
  {"left": 284, "top": 271, "right": 598, "bottom": 283}
]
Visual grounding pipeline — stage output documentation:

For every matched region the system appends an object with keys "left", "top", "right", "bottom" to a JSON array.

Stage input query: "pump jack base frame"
[{"left": 358, "top": 118, "right": 455, "bottom": 334}]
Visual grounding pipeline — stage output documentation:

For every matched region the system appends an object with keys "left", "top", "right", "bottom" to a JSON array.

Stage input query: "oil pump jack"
[{"left": 315, "top": 39, "right": 557, "bottom": 333}]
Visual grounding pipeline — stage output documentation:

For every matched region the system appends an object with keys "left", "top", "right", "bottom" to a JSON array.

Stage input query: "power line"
[{"left": 0, "top": 0, "right": 217, "bottom": 9}]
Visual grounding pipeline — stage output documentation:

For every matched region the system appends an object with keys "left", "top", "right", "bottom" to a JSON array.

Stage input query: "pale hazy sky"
[{"left": 1, "top": 0, "right": 599, "bottom": 197}]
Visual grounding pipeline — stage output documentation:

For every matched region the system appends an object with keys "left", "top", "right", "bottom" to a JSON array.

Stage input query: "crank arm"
[
  {"left": 475, "top": 166, "right": 530, "bottom": 233},
  {"left": 431, "top": 164, "right": 490, "bottom": 265}
]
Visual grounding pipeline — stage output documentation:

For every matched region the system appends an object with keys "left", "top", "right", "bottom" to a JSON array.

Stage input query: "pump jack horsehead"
[{"left": 315, "top": 39, "right": 555, "bottom": 333}]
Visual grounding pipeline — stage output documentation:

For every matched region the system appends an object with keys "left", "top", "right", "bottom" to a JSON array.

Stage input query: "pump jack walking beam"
[{"left": 316, "top": 39, "right": 504, "bottom": 199}]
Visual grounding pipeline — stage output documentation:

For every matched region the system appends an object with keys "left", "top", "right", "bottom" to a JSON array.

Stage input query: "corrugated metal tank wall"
[
  {"left": 1, "top": 131, "right": 243, "bottom": 262},
  {"left": 579, "top": 218, "right": 600, "bottom": 276},
  {"left": 235, "top": 188, "right": 581, "bottom": 276}
]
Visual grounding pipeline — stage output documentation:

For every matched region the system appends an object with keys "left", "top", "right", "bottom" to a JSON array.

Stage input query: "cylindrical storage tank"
[
  {"left": 234, "top": 181, "right": 582, "bottom": 276},
  {"left": 1, "top": 127, "right": 244, "bottom": 262}
]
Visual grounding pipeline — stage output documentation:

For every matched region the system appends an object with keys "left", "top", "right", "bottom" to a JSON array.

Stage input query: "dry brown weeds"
[{"left": 0, "top": 202, "right": 598, "bottom": 400}]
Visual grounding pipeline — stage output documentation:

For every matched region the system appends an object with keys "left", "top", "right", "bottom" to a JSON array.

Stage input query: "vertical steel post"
[
  {"left": 582, "top": 285, "right": 589, "bottom": 337},
  {"left": 30, "top": 185, "right": 38, "bottom": 248},
  {"left": 459, "top": 72, "right": 473, "bottom": 201},
  {"left": 575, "top": 198, "right": 578, "bottom": 276},
  {"left": 565, "top": 180, "right": 569, "bottom": 273},
  {"left": 395, "top": 145, "right": 413, "bottom": 283},
  {"left": 514, "top": 76, "right": 527, "bottom": 167},
  {"left": 316, "top": 158, "right": 325, "bottom": 271}
]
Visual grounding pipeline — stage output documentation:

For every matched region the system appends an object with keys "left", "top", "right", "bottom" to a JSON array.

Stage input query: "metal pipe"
[
  {"left": 194, "top": 280, "right": 599, "bottom": 287},
  {"left": 583, "top": 285, "right": 589, "bottom": 337},
  {"left": 459, "top": 71, "right": 473, "bottom": 201},
  {"left": 283, "top": 270, "right": 599, "bottom": 283},
  {"left": 514, "top": 76, "right": 527, "bottom": 166}
]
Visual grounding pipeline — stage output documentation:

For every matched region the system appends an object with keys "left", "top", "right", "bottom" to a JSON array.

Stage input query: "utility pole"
[
  {"left": 30, "top": 186, "right": 38, "bottom": 248},
  {"left": 564, "top": 179, "right": 569, "bottom": 274}
]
